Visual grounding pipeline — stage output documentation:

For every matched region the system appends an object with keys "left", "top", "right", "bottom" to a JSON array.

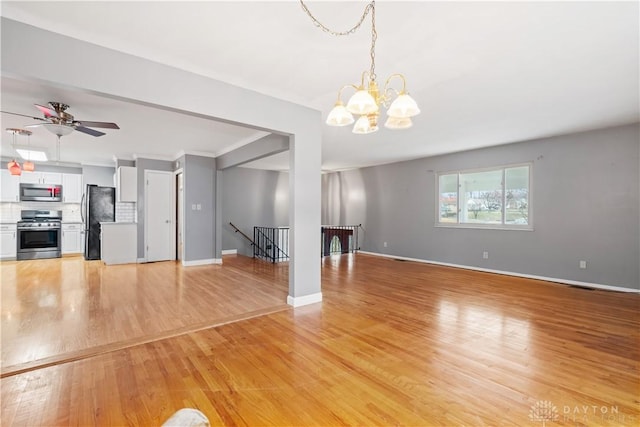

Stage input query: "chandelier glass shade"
[
  {"left": 7, "top": 159, "right": 21, "bottom": 176},
  {"left": 42, "top": 123, "right": 74, "bottom": 137},
  {"left": 22, "top": 161, "right": 35, "bottom": 172},
  {"left": 301, "top": 0, "right": 420, "bottom": 135}
]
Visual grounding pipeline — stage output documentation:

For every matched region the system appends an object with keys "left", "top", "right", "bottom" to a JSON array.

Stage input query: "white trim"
[
  {"left": 359, "top": 251, "right": 640, "bottom": 293},
  {"left": 221, "top": 249, "right": 237, "bottom": 255},
  {"left": 182, "top": 258, "right": 222, "bottom": 267},
  {"left": 287, "top": 292, "right": 323, "bottom": 307},
  {"left": 137, "top": 258, "right": 146, "bottom": 263}
]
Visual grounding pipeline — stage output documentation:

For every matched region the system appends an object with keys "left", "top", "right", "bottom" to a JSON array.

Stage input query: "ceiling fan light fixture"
[{"left": 42, "top": 123, "right": 74, "bottom": 137}]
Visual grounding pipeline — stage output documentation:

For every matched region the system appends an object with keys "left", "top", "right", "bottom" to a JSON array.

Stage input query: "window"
[{"left": 437, "top": 164, "right": 531, "bottom": 229}]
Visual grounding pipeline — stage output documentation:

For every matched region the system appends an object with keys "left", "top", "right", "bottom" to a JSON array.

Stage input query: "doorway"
[{"left": 145, "top": 170, "right": 175, "bottom": 262}]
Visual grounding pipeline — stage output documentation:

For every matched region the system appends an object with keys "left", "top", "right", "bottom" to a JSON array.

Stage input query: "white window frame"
[{"left": 435, "top": 162, "right": 533, "bottom": 231}]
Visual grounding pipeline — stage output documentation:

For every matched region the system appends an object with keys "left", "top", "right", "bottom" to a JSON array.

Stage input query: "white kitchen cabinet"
[
  {"left": 62, "top": 174, "right": 83, "bottom": 203},
  {"left": 0, "top": 170, "right": 20, "bottom": 202},
  {"left": 116, "top": 166, "right": 137, "bottom": 202},
  {"left": 0, "top": 223, "right": 17, "bottom": 259},
  {"left": 62, "top": 223, "right": 84, "bottom": 254},
  {"left": 20, "top": 171, "right": 63, "bottom": 185}
]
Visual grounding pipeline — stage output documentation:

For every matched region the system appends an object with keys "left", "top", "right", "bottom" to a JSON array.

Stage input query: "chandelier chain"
[
  {"left": 370, "top": 2, "right": 376, "bottom": 80},
  {"left": 299, "top": 1, "right": 374, "bottom": 37},
  {"left": 299, "top": 0, "right": 378, "bottom": 81}
]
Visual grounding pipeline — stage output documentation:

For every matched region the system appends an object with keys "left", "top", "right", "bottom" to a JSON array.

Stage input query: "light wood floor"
[{"left": 1, "top": 254, "right": 639, "bottom": 426}]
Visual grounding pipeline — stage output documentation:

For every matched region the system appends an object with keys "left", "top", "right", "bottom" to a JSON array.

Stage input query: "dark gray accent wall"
[
  {"left": 221, "top": 167, "right": 289, "bottom": 256},
  {"left": 135, "top": 158, "right": 174, "bottom": 259},
  {"left": 323, "top": 124, "right": 639, "bottom": 290},
  {"left": 182, "top": 154, "right": 216, "bottom": 262}
]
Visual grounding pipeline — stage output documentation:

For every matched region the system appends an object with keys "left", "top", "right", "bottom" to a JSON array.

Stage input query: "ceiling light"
[
  {"left": 301, "top": 0, "right": 420, "bottom": 134},
  {"left": 7, "top": 159, "right": 21, "bottom": 176},
  {"left": 22, "top": 161, "right": 35, "bottom": 172},
  {"left": 6, "top": 128, "right": 34, "bottom": 175},
  {"left": 16, "top": 149, "right": 48, "bottom": 162},
  {"left": 384, "top": 116, "right": 413, "bottom": 130},
  {"left": 42, "top": 123, "right": 74, "bottom": 137}
]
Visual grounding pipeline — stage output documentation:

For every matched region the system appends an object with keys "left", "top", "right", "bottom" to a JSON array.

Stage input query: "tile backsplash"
[
  {"left": 0, "top": 202, "right": 81, "bottom": 222},
  {"left": 116, "top": 202, "right": 136, "bottom": 223},
  {"left": 0, "top": 201, "right": 136, "bottom": 223}
]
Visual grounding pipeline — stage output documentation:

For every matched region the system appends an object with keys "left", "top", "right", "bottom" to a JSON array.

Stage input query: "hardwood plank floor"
[
  {"left": 1, "top": 255, "right": 289, "bottom": 376},
  {"left": 1, "top": 254, "right": 639, "bottom": 426}
]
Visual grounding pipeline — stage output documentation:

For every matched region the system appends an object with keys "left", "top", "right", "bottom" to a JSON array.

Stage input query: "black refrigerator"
[{"left": 82, "top": 185, "right": 116, "bottom": 260}]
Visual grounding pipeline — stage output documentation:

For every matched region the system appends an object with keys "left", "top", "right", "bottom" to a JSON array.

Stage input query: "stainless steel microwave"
[{"left": 19, "top": 183, "right": 63, "bottom": 202}]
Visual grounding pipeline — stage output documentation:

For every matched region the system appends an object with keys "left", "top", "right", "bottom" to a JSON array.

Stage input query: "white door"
[
  {"left": 176, "top": 172, "right": 183, "bottom": 261},
  {"left": 145, "top": 170, "right": 175, "bottom": 262}
]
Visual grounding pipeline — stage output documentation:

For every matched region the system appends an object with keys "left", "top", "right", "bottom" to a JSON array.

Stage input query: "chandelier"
[
  {"left": 6, "top": 128, "right": 34, "bottom": 176},
  {"left": 300, "top": 0, "right": 420, "bottom": 134}
]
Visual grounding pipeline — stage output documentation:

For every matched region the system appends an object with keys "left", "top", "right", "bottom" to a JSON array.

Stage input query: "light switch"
[
  {"left": 191, "top": 204, "right": 196, "bottom": 210},
  {"left": 196, "top": 204, "right": 202, "bottom": 211}
]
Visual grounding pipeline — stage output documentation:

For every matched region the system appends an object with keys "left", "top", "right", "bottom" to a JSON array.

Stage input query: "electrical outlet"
[
  {"left": 483, "top": 251, "right": 489, "bottom": 259},
  {"left": 579, "top": 260, "right": 587, "bottom": 269},
  {"left": 383, "top": 242, "right": 388, "bottom": 248}
]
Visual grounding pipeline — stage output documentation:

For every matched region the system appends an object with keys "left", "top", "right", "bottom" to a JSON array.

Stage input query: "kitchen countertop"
[{"left": 100, "top": 222, "right": 137, "bottom": 225}]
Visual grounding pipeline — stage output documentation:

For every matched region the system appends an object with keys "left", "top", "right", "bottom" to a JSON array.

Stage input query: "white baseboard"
[
  {"left": 182, "top": 258, "right": 222, "bottom": 267},
  {"left": 359, "top": 251, "right": 640, "bottom": 293},
  {"left": 221, "top": 249, "right": 237, "bottom": 255},
  {"left": 287, "top": 292, "right": 323, "bottom": 307},
  {"left": 137, "top": 258, "right": 146, "bottom": 263}
]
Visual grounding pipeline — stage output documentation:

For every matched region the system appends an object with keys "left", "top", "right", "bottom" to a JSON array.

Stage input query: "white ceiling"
[{"left": 1, "top": 1, "right": 638, "bottom": 171}]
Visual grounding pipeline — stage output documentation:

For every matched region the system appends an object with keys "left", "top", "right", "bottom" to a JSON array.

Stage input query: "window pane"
[
  {"left": 459, "top": 170, "right": 502, "bottom": 224},
  {"left": 505, "top": 166, "right": 529, "bottom": 225},
  {"left": 439, "top": 174, "right": 458, "bottom": 223}
]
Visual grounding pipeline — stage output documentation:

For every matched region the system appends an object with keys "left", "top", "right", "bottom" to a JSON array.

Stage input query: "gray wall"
[
  {"left": 323, "top": 124, "right": 639, "bottom": 290},
  {"left": 221, "top": 167, "right": 289, "bottom": 256},
  {"left": 82, "top": 165, "right": 114, "bottom": 187},
  {"left": 182, "top": 154, "right": 216, "bottom": 262},
  {"left": 135, "top": 158, "right": 174, "bottom": 259}
]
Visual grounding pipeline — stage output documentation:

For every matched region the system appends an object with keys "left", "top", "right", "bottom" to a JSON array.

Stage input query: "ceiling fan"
[{"left": 1, "top": 101, "right": 120, "bottom": 137}]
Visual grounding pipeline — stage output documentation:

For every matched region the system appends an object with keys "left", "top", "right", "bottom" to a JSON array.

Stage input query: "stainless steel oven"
[{"left": 17, "top": 210, "right": 62, "bottom": 260}]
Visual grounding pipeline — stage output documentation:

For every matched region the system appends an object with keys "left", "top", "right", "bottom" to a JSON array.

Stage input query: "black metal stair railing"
[
  {"left": 230, "top": 223, "right": 362, "bottom": 263},
  {"left": 229, "top": 222, "right": 271, "bottom": 259},
  {"left": 254, "top": 226, "right": 290, "bottom": 263}
]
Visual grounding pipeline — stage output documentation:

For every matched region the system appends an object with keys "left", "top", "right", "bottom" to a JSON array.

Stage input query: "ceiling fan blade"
[
  {"left": 24, "top": 123, "right": 44, "bottom": 128},
  {"left": 75, "top": 126, "right": 105, "bottom": 137},
  {"left": 1, "top": 111, "right": 47, "bottom": 121},
  {"left": 75, "top": 120, "right": 120, "bottom": 129},
  {"left": 35, "top": 103, "right": 60, "bottom": 118}
]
